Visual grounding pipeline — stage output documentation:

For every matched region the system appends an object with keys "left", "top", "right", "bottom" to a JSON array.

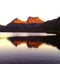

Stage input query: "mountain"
[
  {"left": 0, "top": 16, "right": 60, "bottom": 35},
  {"left": 5, "top": 17, "right": 44, "bottom": 32},
  {"left": 7, "top": 16, "right": 44, "bottom": 25}
]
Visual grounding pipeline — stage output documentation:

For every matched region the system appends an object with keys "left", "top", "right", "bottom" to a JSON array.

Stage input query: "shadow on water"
[{"left": 8, "top": 36, "right": 60, "bottom": 50}]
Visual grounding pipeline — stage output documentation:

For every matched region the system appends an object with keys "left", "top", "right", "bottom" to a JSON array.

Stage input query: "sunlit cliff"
[{"left": 13, "top": 17, "right": 44, "bottom": 24}]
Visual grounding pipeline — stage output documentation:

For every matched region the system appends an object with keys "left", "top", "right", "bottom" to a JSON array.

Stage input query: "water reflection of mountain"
[
  {"left": 8, "top": 36, "right": 60, "bottom": 50},
  {"left": 8, "top": 36, "right": 43, "bottom": 48}
]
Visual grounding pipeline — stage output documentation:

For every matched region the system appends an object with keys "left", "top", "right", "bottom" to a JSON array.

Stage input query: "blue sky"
[{"left": 0, "top": 0, "right": 60, "bottom": 25}]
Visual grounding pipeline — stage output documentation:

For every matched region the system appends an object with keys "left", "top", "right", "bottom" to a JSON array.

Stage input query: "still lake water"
[{"left": 0, "top": 33, "right": 60, "bottom": 64}]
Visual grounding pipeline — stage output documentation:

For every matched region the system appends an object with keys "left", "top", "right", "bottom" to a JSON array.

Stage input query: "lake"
[{"left": 0, "top": 33, "right": 60, "bottom": 64}]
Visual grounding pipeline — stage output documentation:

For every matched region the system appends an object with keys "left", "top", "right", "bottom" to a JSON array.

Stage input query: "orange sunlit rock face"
[
  {"left": 13, "top": 18, "right": 27, "bottom": 24},
  {"left": 13, "top": 17, "right": 44, "bottom": 24},
  {"left": 27, "top": 17, "right": 44, "bottom": 23},
  {"left": 12, "top": 40, "right": 43, "bottom": 48}
]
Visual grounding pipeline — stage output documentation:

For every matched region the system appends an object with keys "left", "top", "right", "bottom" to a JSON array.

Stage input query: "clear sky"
[{"left": 0, "top": 0, "right": 60, "bottom": 25}]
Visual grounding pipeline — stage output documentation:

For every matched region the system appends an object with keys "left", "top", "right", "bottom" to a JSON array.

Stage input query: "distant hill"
[{"left": 0, "top": 25, "right": 5, "bottom": 32}]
